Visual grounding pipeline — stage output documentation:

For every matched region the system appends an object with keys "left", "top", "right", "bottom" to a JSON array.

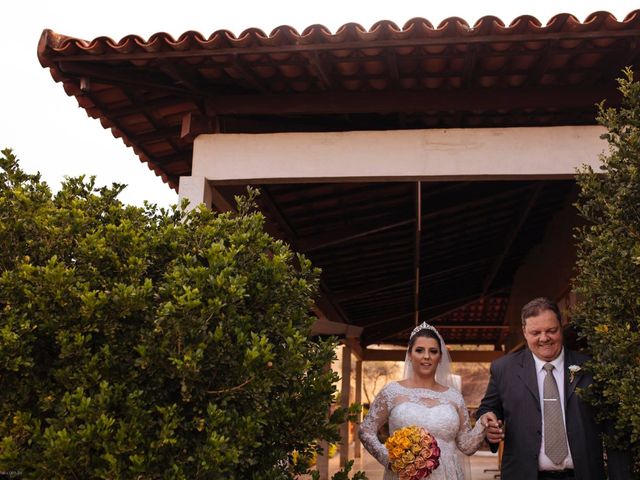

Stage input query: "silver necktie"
[{"left": 543, "top": 363, "right": 569, "bottom": 464}]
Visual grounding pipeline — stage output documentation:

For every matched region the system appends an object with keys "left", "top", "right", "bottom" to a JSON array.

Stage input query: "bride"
[{"left": 359, "top": 322, "right": 486, "bottom": 479}]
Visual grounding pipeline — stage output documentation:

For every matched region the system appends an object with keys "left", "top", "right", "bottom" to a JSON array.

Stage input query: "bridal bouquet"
[{"left": 385, "top": 425, "right": 440, "bottom": 480}]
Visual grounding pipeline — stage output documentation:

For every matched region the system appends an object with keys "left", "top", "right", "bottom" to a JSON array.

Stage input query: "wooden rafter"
[
  {"left": 57, "top": 61, "right": 200, "bottom": 98},
  {"left": 108, "top": 97, "right": 194, "bottom": 119},
  {"left": 231, "top": 55, "right": 269, "bottom": 92},
  {"left": 297, "top": 218, "right": 413, "bottom": 252},
  {"left": 203, "top": 84, "right": 620, "bottom": 115},
  {"left": 295, "top": 184, "right": 546, "bottom": 253},
  {"left": 157, "top": 61, "right": 209, "bottom": 102}
]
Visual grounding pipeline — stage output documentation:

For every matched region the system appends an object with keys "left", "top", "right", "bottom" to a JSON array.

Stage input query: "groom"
[{"left": 476, "top": 297, "right": 629, "bottom": 480}]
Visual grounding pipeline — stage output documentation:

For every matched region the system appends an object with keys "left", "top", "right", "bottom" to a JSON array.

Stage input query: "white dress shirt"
[{"left": 532, "top": 348, "right": 575, "bottom": 471}]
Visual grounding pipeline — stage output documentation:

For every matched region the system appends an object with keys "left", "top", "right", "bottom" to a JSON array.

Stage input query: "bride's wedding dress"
[{"left": 359, "top": 382, "right": 485, "bottom": 480}]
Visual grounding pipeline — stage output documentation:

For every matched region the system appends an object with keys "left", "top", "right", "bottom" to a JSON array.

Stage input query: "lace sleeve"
[
  {"left": 453, "top": 390, "right": 486, "bottom": 455},
  {"left": 358, "top": 384, "right": 391, "bottom": 467}
]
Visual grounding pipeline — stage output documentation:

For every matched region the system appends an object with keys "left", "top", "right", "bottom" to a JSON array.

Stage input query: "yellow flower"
[
  {"left": 401, "top": 451, "right": 415, "bottom": 464},
  {"left": 392, "top": 446, "right": 405, "bottom": 458}
]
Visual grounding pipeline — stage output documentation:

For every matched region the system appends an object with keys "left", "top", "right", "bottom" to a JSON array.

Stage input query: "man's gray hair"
[{"left": 521, "top": 297, "right": 561, "bottom": 327}]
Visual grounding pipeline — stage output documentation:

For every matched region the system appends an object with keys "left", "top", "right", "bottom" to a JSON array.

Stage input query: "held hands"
[{"left": 479, "top": 412, "right": 504, "bottom": 444}]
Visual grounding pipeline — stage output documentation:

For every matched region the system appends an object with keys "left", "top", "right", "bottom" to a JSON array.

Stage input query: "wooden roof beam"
[
  {"left": 57, "top": 61, "right": 200, "bottom": 98},
  {"left": 108, "top": 97, "right": 196, "bottom": 119},
  {"left": 297, "top": 218, "right": 414, "bottom": 252},
  {"left": 204, "top": 85, "right": 620, "bottom": 115},
  {"left": 157, "top": 61, "right": 210, "bottom": 102}
]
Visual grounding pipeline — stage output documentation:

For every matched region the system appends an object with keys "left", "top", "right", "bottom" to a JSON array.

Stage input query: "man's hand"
[{"left": 479, "top": 412, "right": 504, "bottom": 444}]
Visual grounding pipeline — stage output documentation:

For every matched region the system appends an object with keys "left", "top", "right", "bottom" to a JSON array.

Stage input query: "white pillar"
[
  {"left": 340, "top": 345, "right": 352, "bottom": 468},
  {"left": 177, "top": 176, "right": 212, "bottom": 210},
  {"left": 316, "top": 440, "right": 330, "bottom": 480}
]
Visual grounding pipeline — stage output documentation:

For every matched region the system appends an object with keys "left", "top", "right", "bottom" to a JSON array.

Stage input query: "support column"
[
  {"left": 177, "top": 176, "right": 212, "bottom": 211},
  {"left": 340, "top": 345, "right": 352, "bottom": 468},
  {"left": 354, "top": 359, "right": 362, "bottom": 458},
  {"left": 316, "top": 440, "right": 330, "bottom": 480}
]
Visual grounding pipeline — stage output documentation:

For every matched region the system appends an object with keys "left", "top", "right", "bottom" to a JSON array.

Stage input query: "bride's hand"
[{"left": 480, "top": 412, "right": 504, "bottom": 443}]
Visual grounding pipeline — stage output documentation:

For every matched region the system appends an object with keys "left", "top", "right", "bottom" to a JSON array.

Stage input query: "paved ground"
[{"left": 318, "top": 448, "right": 500, "bottom": 479}]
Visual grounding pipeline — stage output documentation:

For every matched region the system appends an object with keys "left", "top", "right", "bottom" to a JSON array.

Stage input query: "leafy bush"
[
  {"left": 574, "top": 68, "right": 640, "bottom": 475},
  {"left": 0, "top": 149, "right": 363, "bottom": 479}
]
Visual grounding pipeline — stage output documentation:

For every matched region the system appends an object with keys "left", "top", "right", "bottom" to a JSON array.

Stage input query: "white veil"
[{"left": 403, "top": 322, "right": 458, "bottom": 390}]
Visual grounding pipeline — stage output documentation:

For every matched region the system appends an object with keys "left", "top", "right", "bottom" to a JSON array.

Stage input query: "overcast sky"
[{"left": 1, "top": 1, "right": 638, "bottom": 207}]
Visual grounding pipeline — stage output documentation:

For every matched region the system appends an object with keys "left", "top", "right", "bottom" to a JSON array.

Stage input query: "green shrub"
[
  {"left": 574, "top": 67, "right": 640, "bottom": 475},
  {"left": 0, "top": 149, "right": 362, "bottom": 479}
]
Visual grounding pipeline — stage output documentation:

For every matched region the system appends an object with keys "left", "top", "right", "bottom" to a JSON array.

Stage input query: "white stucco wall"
[{"left": 189, "top": 126, "right": 607, "bottom": 185}]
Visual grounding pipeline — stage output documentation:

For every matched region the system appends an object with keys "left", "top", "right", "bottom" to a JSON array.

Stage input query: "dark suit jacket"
[{"left": 476, "top": 348, "right": 605, "bottom": 480}]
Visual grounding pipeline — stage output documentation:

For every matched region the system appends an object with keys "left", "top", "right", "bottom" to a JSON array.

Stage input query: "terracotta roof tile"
[{"left": 38, "top": 10, "right": 640, "bottom": 188}]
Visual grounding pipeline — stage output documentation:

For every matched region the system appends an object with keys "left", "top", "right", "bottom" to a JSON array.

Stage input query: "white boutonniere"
[{"left": 568, "top": 365, "right": 582, "bottom": 383}]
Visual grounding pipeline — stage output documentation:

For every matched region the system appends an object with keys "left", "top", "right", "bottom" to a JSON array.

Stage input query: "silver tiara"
[{"left": 410, "top": 321, "right": 440, "bottom": 339}]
